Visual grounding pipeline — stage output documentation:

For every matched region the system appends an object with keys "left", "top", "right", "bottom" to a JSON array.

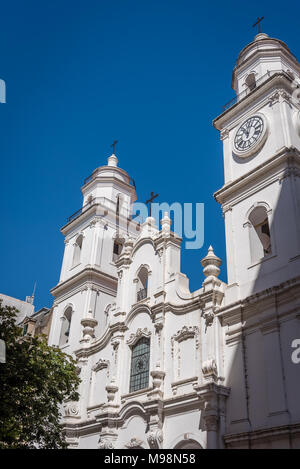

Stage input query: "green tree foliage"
[{"left": 0, "top": 301, "right": 80, "bottom": 449}]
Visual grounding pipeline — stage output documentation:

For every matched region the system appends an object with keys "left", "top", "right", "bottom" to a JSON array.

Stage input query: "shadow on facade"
[{"left": 223, "top": 161, "right": 300, "bottom": 449}]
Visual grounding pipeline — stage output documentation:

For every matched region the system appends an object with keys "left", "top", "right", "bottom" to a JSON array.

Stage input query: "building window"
[
  {"left": 59, "top": 306, "right": 72, "bottom": 347},
  {"left": 112, "top": 239, "right": 123, "bottom": 262},
  {"left": 248, "top": 206, "right": 272, "bottom": 262},
  {"left": 72, "top": 234, "right": 83, "bottom": 267},
  {"left": 245, "top": 73, "right": 256, "bottom": 92},
  {"left": 136, "top": 266, "right": 148, "bottom": 302},
  {"left": 23, "top": 324, "right": 28, "bottom": 336},
  {"left": 129, "top": 337, "right": 150, "bottom": 393}
]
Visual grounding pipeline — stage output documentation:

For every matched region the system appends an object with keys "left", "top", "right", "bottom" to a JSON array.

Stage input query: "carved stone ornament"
[
  {"left": 64, "top": 401, "right": 80, "bottom": 418},
  {"left": 111, "top": 338, "right": 120, "bottom": 350},
  {"left": 92, "top": 358, "right": 109, "bottom": 373},
  {"left": 202, "top": 309, "right": 215, "bottom": 327},
  {"left": 90, "top": 218, "right": 99, "bottom": 228},
  {"left": 154, "top": 321, "right": 163, "bottom": 332},
  {"left": 127, "top": 327, "right": 151, "bottom": 346},
  {"left": 124, "top": 237, "right": 134, "bottom": 254},
  {"left": 125, "top": 437, "right": 144, "bottom": 449},
  {"left": 117, "top": 270, "right": 123, "bottom": 280},
  {"left": 106, "top": 378, "right": 118, "bottom": 402},
  {"left": 81, "top": 316, "right": 98, "bottom": 341},
  {"left": 269, "top": 89, "right": 292, "bottom": 107},
  {"left": 98, "top": 439, "right": 115, "bottom": 449},
  {"left": 220, "top": 128, "right": 230, "bottom": 140},
  {"left": 147, "top": 429, "right": 163, "bottom": 449},
  {"left": 280, "top": 90, "right": 292, "bottom": 104},
  {"left": 150, "top": 368, "right": 165, "bottom": 391},
  {"left": 202, "top": 358, "right": 218, "bottom": 381},
  {"left": 268, "top": 91, "right": 280, "bottom": 107},
  {"left": 156, "top": 247, "right": 164, "bottom": 260},
  {"left": 172, "top": 325, "right": 198, "bottom": 343}
]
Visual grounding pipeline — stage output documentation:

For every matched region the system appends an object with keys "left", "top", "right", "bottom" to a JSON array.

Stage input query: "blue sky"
[{"left": 0, "top": 0, "right": 299, "bottom": 310}]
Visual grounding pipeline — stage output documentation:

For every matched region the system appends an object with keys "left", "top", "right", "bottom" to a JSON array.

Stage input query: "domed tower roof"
[
  {"left": 236, "top": 33, "right": 296, "bottom": 66},
  {"left": 232, "top": 33, "right": 300, "bottom": 94}
]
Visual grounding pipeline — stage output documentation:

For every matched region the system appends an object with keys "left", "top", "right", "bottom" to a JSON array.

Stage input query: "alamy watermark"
[
  {"left": 131, "top": 202, "right": 204, "bottom": 250},
  {"left": 291, "top": 339, "right": 300, "bottom": 364},
  {"left": 98, "top": 200, "right": 204, "bottom": 250},
  {"left": 0, "top": 79, "right": 6, "bottom": 103}
]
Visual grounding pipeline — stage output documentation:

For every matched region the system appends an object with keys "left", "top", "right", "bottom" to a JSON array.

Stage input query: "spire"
[{"left": 25, "top": 281, "right": 36, "bottom": 307}]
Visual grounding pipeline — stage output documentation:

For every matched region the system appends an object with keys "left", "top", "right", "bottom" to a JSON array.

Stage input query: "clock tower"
[{"left": 213, "top": 32, "right": 300, "bottom": 300}]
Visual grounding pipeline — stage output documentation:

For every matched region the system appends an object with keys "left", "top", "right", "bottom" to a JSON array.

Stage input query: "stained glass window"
[{"left": 129, "top": 337, "right": 150, "bottom": 393}]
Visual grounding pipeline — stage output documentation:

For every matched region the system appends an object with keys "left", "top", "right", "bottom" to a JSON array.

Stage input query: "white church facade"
[{"left": 48, "top": 32, "right": 300, "bottom": 449}]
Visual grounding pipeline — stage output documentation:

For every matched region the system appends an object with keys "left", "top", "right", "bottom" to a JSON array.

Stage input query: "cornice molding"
[
  {"left": 224, "top": 422, "right": 300, "bottom": 446},
  {"left": 218, "top": 274, "right": 300, "bottom": 324},
  {"left": 214, "top": 72, "right": 295, "bottom": 129},
  {"left": 81, "top": 172, "right": 135, "bottom": 196},
  {"left": 63, "top": 391, "right": 207, "bottom": 435},
  {"left": 75, "top": 322, "right": 127, "bottom": 359},
  {"left": 126, "top": 303, "right": 152, "bottom": 326},
  {"left": 214, "top": 146, "right": 300, "bottom": 205},
  {"left": 50, "top": 266, "right": 118, "bottom": 299}
]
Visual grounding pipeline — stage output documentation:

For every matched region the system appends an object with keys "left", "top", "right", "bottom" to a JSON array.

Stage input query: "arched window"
[
  {"left": 59, "top": 306, "right": 73, "bottom": 347},
  {"left": 72, "top": 234, "right": 83, "bottom": 267},
  {"left": 248, "top": 206, "right": 272, "bottom": 262},
  {"left": 136, "top": 266, "right": 148, "bottom": 302},
  {"left": 245, "top": 73, "right": 256, "bottom": 92},
  {"left": 129, "top": 337, "right": 150, "bottom": 393}
]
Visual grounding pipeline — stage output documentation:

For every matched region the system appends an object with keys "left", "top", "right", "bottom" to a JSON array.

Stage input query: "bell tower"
[
  {"left": 48, "top": 152, "right": 138, "bottom": 351},
  {"left": 213, "top": 33, "right": 300, "bottom": 300}
]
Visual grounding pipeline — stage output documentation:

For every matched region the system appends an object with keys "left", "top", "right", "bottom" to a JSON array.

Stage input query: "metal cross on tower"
[
  {"left": 111, "top": 140, "right": 118, "bottom": 154},
  {"left": 146, "top": 191, "right": 159, "bottom": 217},
  {"left": 253, "top": 16, "right": 264, "bottom": 34}
]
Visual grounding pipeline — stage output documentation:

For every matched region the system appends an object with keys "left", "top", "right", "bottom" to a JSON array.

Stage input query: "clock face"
[{"left": 234, "top": 116, "right": 264, "bottom": 153}]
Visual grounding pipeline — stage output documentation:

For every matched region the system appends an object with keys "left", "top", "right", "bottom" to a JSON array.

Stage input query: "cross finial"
[
  {"left": 145, "top": 191, "right": 159, "bottom": 217},
  {"left": 253, "top": 16, "right": 264, "bottom": 34},
  {"left": 111, "top": 140, "right": 118, "bottom": 154}
]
